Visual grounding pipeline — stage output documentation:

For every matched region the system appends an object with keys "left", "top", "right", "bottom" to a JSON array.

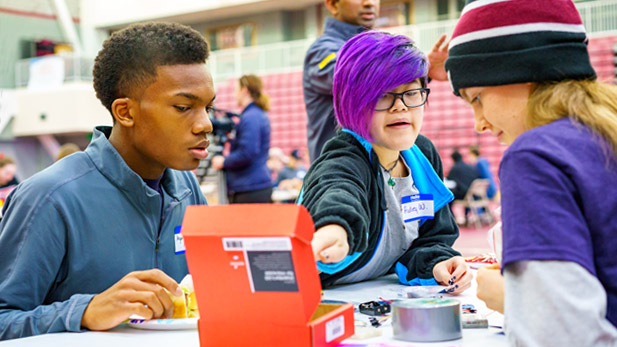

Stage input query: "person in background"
[
  {"left": 55, "top": 143, "right": 81, "bottom": 161},
  {"left": 446, "top": 149, "right": 479, "bottom": 201},
  {"left": 300, "top": 31, "right": 470, "bottom": 293},
  {"left": 267, "top": 147, "right": 287, "bottom": 182},
  {"left": 303, "top": 0, "right": 452, "bottom": 162},
  {"left": 0, "top": 22, "right": 212, "bottom": 340},
  {"left": 211, "top": 74, "right": 272, "bottom": 203},
  {"left": 446, "top": 149, "right": 480, "bottom": 226},
  {"left": 0, "top": 156, "right": 19, "bottom": 212},
  {"left": 0, "top": 156, "right": 18, "bottom": 189},
  {"left": 273, "top": 149, "right": 306, "bottom": 203},
  {"left": 446, "top": 0, "right": 617, "bottom": 345},
  {"left": 468, "top": 145, "right": 496, "bottom": 199},
  {"left": 276, "top": 149, "right": 307, "bottom": 189}
]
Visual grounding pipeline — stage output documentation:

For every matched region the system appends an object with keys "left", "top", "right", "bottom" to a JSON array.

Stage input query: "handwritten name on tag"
[{"left": 401, "top": 194, "right": 434, "bottom": 222}]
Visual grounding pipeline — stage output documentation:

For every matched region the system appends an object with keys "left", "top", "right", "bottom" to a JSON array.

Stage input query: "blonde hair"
[
  {"left": 56, "top": 143, "right": 81, "bottom": 161},
  {"left": 0, "top": 156, "right": 15, "bottom": 168},
  {"left": 527, "top": 80, "right": 617, "bottom": 159},
  {"left": 239, "top": 74, "right": 269, "bottom": 111}
]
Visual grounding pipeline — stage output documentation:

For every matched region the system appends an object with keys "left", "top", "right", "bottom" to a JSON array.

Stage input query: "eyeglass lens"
[{"left": 375, "top": 89, "right": 428, "bottom": 110}]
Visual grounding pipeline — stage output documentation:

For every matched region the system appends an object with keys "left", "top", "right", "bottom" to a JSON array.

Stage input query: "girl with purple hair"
[{"left": 299, "top": 31, "right": 470, "bottom": 291}]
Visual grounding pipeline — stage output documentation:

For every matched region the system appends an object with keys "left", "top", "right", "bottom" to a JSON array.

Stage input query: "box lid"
[{"left": 182, "top": 204, "right": 322, "bottom": 325}]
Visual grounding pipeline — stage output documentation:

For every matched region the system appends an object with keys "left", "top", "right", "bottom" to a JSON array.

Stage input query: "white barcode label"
[
  {"left": 325, "top": 316, "right": 344, "bottom": 342},
  {"left": 222, "top": 237, "right": 291, "bottom": 251}
]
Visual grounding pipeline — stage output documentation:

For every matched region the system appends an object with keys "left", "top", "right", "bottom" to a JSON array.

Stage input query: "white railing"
[
  {"left": 208, "top": 0, "right": 617, "bottom": 82},
  {"left": 209, "top": 39, "right": 313, "bottom": 82},
  {"left": 207, "top": 20, "right": 459, "bottom": 82},
  {"left": 386, "top": 19, "right": 458, "bottom": 53},
  {"left": 578, "top": 0, "right": 617, "bottom": 34},
  {"left": 14, "top": 55, "right": 94, "bottom": 88},
  {"left": 14, "top": 0, "right": 617, "bottom": 86}
]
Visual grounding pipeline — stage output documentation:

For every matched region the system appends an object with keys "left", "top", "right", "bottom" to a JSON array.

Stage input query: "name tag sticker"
[
  {"left": 401, "top": 194, "right": 434, "bottom": 222},
  {"left": 174, "top": 225, "right": 185, "bottom": 254}
]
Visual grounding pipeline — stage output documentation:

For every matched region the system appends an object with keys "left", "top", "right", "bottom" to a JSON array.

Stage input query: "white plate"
[{"left": 127, "top": 318, "right": 198, "bottom": 330}]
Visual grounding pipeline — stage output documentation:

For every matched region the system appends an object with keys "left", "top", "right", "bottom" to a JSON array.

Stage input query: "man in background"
[
  {"left": 276, "top": 149, "right": 307, "bottom": 188},
  {"left": 303, "top": 0, "right": 451, "bottom": 162},
  {"left": 468, "top": 145, "right": 497, "bottom": 199},
  {"left": 447, "top": 149, "right": 480, "bottom": 226},
  {"left": 447, "top": 149, "right": 479, "bottom": 201}
]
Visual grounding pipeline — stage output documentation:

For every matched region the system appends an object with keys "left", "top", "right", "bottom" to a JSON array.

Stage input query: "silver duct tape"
[{"left": 392, "top": 298, "right": 462, "bottom": 342}]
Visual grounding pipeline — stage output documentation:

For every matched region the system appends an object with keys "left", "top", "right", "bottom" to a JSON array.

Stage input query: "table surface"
[{"left": 3, "top": 273, "right": 506, "bottom": 347}]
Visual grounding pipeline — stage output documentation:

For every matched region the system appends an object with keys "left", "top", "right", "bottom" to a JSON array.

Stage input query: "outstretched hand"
[
  {"left": 81, "top": 269, "right": 182, "bottom": 331},
  {"left": 433, "top": 256, "right": 471, "bottom": 294},
  {"left": 311, "top": 224, "right": 349, "bottom": 264},
  {"left": 427, "top": 34, "right": 450, "bottom": 81}
]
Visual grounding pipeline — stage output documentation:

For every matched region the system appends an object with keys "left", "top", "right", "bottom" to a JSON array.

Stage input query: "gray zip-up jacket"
[
  {"left": 303, "top": 17, "right": 365, "bottom": 162},
  {"left": 0, "top": 126, "right": 207, "bottom": 340}
]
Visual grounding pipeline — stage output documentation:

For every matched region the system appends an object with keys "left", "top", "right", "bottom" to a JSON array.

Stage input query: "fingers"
[
  {"left": 311, "top": 232, "right": 334, "bottom": 262},
  {"left": 123, "top": 287, "right": 168, "bottom": 319},
  {"left": 312, "top": 234, "right": 347, "bottom": 263},
  {"left": 448, "top": 257, "right": 469, "bottom": 284},
  {"left": 131, "top": 269, "right": 182, "bottom": 296},
  {"left": 81, "top": 270, "right": 182, "bottom": 331},
  {"left": 432, "top": 256, "right": 462, "bottom": 283},
  {"left": 126, "top": 302, "right": 155, "bottom": 321},
  {"left": 432, "top": 261, "right": 452, "bottom": 285},
  {"left": 433, "top": 257, "right": 470, "bottom": 293},
  {"left": 117, "top": 270, "right": 178, "bottom": 319},
  {"left": 432, "top": 34, "right": 447, "bottom": 51},
  {"left": 319, "top": 242, "right": 349, "bottom": 263},
  {"left": 475, "top": 268, "right": 505, "bottom": 313},
  {"left": 451, "top": 281, "right": 471, "bottom": 295},
  {"left": 449, "top": 267, "right": 473, "bottom": 295},
  {"left": 441, "top": 39, "right": 450, "bottom": 52},
  {"left": 82, "top": 288, "right": 160, "bottom": 331},
  {"left": 311, "top": 225, "right": 349, "bottom": 263}
]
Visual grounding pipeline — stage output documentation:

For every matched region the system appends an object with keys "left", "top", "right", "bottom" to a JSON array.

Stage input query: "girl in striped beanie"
[{"left": 445, "top": 0, "right": 617, "bottom": 345}]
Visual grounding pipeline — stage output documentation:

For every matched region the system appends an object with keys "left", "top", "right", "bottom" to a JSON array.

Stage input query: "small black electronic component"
[
  {"left": 359, "top": 300, "right": 391, "bottom": 316},
  {"left": 368, "top": 317, "right": 381, "bottom": 327}
]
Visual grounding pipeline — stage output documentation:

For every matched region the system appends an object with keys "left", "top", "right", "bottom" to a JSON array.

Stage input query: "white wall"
[
  {"left": 85, "top": 0, "right": 321, "bottom": 29},
  {"left": 192, "top": 11, "right": 285, "bottom": 47},
  {"left": 413, "top": 0, "right": 438, "bottom": 24}
]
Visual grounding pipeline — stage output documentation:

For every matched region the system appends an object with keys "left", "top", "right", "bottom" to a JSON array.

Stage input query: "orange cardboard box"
[{"left": 182, "top": 204, "right": 355, "bottom": 347}]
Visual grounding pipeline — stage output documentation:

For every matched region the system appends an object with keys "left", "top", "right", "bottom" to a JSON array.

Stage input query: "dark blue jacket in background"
[
  {"left": 476, "top": 158, "right": 497, "bottom": 199},
  {"left": 303, "top": 17, "right": 365, "bottom": 162},
  {"left": 224, "top": 102, "right": 272, "bottom": 193},
  {"left": 447, "top": 160, "right": 480, "bottom": 200}
]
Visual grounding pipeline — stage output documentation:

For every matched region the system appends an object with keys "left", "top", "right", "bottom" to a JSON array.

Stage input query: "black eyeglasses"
[{"left": 375, "top": 88, "right": 430, "bottom": 111}]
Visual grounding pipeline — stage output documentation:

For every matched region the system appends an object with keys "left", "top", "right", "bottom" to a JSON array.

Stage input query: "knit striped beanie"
[{"left": 444, "top": 0, "right": 596, "bottom": 96}]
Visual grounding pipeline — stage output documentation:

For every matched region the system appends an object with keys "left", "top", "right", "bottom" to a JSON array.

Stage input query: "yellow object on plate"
[
  {"left": 181, "top": 274, "right": 199, "bottom": 318},
  {"left": 166, "top": 289, "right": 188, "bottom": 319},
  {"left": 165, "top": 274, "right": 199, "bottom": 318}
]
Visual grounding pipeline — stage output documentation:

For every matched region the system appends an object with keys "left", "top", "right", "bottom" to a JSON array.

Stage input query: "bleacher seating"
[
  {"left": 588, "top": 35, "right": 616, "bottom": 82},
  {"left": 213, "top": 34, "right": 617, "bottom": 180}
]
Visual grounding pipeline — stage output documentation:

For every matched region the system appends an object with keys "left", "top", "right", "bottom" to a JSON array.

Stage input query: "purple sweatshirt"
[{"left": 500, "top": 117, "right": 617, "bottom": 327}]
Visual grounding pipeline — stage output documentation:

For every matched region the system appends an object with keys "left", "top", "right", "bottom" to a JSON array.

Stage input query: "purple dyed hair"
[{"left": 333, "top": 31, "right": 428, "bottom": 141}]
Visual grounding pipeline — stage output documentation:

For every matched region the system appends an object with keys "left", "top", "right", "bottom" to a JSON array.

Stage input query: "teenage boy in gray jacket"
[{"left": 0, "top": 22, "right": 214, "bottom": 340}]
